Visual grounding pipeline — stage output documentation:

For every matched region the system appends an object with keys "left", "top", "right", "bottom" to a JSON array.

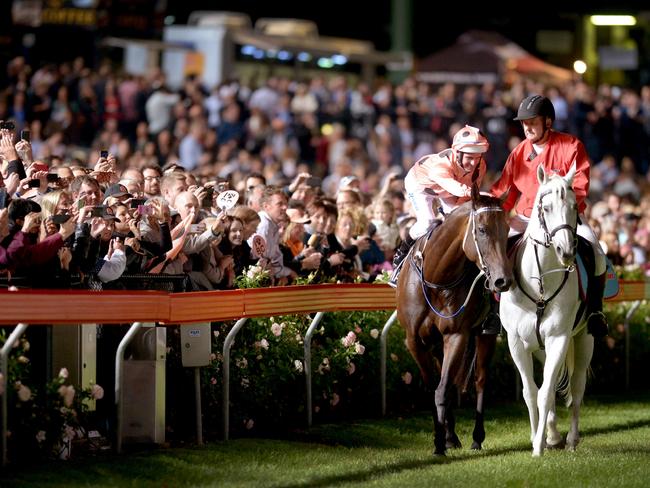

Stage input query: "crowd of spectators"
[{"left": 2, "top": 55, "right": 650, "bottom": 291}]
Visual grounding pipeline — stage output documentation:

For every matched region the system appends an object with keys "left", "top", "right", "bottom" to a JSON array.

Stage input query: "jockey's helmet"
[{"left": 451, "top": 125, "right": 489, "bottom": 155}]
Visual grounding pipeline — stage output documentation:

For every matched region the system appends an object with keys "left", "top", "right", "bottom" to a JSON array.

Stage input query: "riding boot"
[
  {"left": 481, "top": 296, "right": 502, "bottom": 335},
  {"left": 586, "top": 272, "right": 608, "bottom": 338},
  {"left": 388, "top": 235, "right": 416, "bottom": 288}
]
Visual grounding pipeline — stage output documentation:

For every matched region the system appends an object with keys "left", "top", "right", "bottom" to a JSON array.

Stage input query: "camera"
[
  {"left": 46, "top": 173, "right": 60, "bottom": 183},
  {"left": 27, "top": 179, "right": 41, "bottom": 188},
  {"left": 0, "top": 189, "right": 8, "bottom": 210},
  {"left": 202, "top": 187, "right": 214, "bottom": 208},
  {"left": 130, "top": 198, "right": 146, "bottom": 209},
  {"left": 90, "top": 206, "right": 106, "bottom": 218},
  {"left": 0, "top": 120, "right": 15, "bottom": 131},
  {"left": 50, "top": 214, "right": 72, "bottom": 225},
  {"left": 100, "top": 150, "right": 108, "bottom": 159},
  {"left": 20, "top": 129, "right": 30, "bottom": 142}
]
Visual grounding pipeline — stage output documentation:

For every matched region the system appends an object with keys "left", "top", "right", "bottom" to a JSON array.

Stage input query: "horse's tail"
[{"left": 556, "top": 336, "right": 575, "bottom": 407}]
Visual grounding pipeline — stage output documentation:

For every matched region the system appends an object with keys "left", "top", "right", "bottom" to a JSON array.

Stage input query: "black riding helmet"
[{"left": 513, "top": 95, "right": 556, "bottom": 122}]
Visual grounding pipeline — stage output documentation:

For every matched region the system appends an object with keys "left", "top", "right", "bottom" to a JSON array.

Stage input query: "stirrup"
[
  {"left": 587, "top": 311, "right": 608, "bottom": 338},
  {"left": 387, "top": 264, "right": 402, "bottom": 288}
]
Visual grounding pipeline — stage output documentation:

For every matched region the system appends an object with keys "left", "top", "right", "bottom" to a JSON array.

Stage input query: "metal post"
[
  {"left": 380, "top": 311, "right": 398, "bottom": 417},
  {"left": 624, "top": 301, "right": 640, "bottom": 391},
  {"left": 115, "top": 322, "right": 142, "bottom": 454},
  {"left": 194, "top": 367, "right": 203, "bottom": 445},
  {"left": 303, "top": 312, "right": 325, "bottom": 427},
  {"left": 222, "top": 318, "right": 248, "bottom": 441},
  {"left": 1, "top": 323, "right": 28, "bottom": 467}
]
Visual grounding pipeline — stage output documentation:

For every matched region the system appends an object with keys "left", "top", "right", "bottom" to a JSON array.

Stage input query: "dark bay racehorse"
[{"left": 396, "top": 184, "right": 513, "bottom": 456}]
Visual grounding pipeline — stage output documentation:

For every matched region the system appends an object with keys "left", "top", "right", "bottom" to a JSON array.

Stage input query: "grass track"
[{"left": 4, "top": 394, "right": 650, "bottom": 487}]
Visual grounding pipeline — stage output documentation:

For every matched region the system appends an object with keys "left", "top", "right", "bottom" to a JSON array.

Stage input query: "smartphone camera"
[
  {"left": 137, "top": 204, "right": 154, "bottom": 216},
  {"left": 90, "top": 206, "right": 106, "bottom": 218},
  {"left": 46, "top": 173, "right": 60, "bottom": 183},
  {"left": 20, "top": 129, "right": 30, "bottom": 142},
  {"left": 50, "top": 214, "right": 72, "bottom": 225},
  {"left": 27, "top": 179, "right": 41, "bottom": 188},
  {"left": 202, "top": 187, "right": 214, "bottom": 208},
  {"left": 100, "top": 150, "right": 108, "bottom": 159}
]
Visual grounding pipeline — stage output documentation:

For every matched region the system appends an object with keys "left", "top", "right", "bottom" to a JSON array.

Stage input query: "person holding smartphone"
[{"left": 4, "top": 199, "right": 75, "bottom": 286}]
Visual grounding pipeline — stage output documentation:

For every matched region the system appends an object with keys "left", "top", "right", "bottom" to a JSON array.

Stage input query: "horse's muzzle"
[{"left": 492, "top": 275, "right": 513, "bottom": 292}]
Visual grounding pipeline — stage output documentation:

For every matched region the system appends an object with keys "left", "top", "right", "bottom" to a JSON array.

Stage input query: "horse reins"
[
  {"left": 416, "top": 206, "right": 502, "bottom": 320},
  {"left": 515, "top": 190, "right": 577, "bottom": 350}
]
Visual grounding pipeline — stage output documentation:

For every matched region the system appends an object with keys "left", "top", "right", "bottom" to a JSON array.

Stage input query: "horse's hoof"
[
  {"left": 470, "top": 441, "right": 482, "bottom": 450},
  {"left": 532, "top": 450, "right": 543, "bottom": 457},
  {"left": 446, "top": 439, "right": 462, "bottom": 449},
  {"left": 566, "top": 444, "right": 577, "bottom": 452},
  {"left": 546, "top": 439, "right": 565, "bottom": 450},
  {"left": 433, "top": 449, "right": 447, "bottom": 457}
]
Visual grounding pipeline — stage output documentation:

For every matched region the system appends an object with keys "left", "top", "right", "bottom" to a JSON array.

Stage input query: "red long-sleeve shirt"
[
  {"left": 490, "top": 131, "right": 590, "bottom": 218},
  {"left": 7, "top": 231, "right": 64, "bottom": 271}
]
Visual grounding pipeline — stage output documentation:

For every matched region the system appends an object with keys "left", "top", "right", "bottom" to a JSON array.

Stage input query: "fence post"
[
  {"left": 303, "top": 312, "right": 325, "bottom": 427},
  {"left": 222, "top": 318, "right": 248, "bottom": 441},
  {"left": 1, "top": 323, "right": 29, "bottom": 467},
  {"left": 380, "top": 311, "right": 398, "bottom": 417},
  {"left": 115, "top": 322, "right": 142, "bottom": 454},
  {"left": 624, "top": 300, "right": 640, "bottom": 391}
]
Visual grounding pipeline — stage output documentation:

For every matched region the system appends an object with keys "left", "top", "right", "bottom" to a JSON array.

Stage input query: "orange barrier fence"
[{"left": 0, "top": 281, "right": 645, "bottom": 325}]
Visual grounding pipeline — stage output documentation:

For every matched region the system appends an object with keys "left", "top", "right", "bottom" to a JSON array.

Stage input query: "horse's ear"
[
  {"left": 471, "top": 182, "right": 480, "bottom": 209},
  {"left": 537, "top": 164, "right": 547, "bottom": 185},
  {"left": 565, "top": 160, "right": 577, "bottom": 185},
  {"left": 499, "top": 186, "right": 511, "bottom": 205}
]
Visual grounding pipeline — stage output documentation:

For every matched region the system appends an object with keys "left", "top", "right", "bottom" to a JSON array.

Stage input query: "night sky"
[{"left": 166, "top": 0, "right": 649, "bottom": 58}]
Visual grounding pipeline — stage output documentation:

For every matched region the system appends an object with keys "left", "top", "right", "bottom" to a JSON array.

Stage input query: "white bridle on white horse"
[{"left": 500, "top": 162, "right": 594, "bottom": 457}]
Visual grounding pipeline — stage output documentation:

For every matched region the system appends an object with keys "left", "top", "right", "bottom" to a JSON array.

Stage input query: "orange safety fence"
[{"left": 0, "top": 281, "right": 645, "bottom": 325}]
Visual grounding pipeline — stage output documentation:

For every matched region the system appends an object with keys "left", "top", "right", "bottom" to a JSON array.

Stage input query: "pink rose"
[
  {"left": 91, "top": 384, "right": 104, "bottom": 400},
  {"left": 330, "top": 393, "right": 340, "bottom": 406},
  {"left": 271, "top": 323, "right": 283, "bottom": 337},
  {"left": 347, "top": 362, "right": 356, "bottom": 375},
  {"left": 17, "top": 383, "right": 32, "bottom": 402}
]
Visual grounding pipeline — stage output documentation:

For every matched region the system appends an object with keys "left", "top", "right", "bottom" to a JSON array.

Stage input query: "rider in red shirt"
[{"left": 491, "top": 95, "right": 608, "bottom": 338}]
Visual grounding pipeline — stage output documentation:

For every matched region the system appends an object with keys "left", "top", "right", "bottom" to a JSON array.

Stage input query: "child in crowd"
[{"left": 370, "top": 198, "right": 400, "bottom": 262}]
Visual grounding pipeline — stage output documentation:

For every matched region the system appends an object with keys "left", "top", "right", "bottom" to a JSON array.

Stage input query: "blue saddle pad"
[{"left": 576, "top": 255, "right": 619, "bottom": 300}]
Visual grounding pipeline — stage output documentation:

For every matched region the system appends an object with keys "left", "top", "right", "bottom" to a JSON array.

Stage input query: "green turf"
[{"left": 3, "top": 394, "right": 650, "bottom": 487}]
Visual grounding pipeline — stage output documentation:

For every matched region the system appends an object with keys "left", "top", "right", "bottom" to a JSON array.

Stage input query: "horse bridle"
[
  {"left": 465, "top": 206, "right": 504, "bottom": 286},
  {"left": 532, "top": 189, "right": 578, "bottom": 249},
  {"left": 516, "top": 188, "right": 578, "bottom": 349},
  {"left": 416, "top": 206, "right": 503, "bottom": 320}
]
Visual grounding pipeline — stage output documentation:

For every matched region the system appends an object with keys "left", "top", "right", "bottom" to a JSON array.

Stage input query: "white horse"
[{"left": 499, "top": 163, "right": 594, "bottom": 457}]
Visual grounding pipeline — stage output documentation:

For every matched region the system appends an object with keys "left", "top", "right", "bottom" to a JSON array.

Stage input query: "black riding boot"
[
  {"left": 587, "top": 272, "right": 608, "bottom": 338},
  {"left": 388, "top": 235, "right": 416, "bottom": 287},
  {"left": 481, "top": 296, "right": 502, "bottom": 335}
]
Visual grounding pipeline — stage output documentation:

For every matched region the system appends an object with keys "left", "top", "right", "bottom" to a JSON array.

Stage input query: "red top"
[{"left": 490, "top": 131, "right": 590, "bottom": 217}]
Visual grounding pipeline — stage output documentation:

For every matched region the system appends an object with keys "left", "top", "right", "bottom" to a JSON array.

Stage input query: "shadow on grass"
[
  {"left": 272, "top": 415, "right": 650, "bottom": 488},
  {"left": 274, "top": 444, "right": 531, "bottom": 488}
]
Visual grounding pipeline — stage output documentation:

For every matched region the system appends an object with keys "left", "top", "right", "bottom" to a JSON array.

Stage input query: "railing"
[{"left": 0, "top": 281, "right": 647, "bottom": 464}]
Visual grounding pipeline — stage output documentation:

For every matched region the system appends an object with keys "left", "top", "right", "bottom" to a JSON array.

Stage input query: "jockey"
[
  {"left": 491, "top": 94, "right": 609, "bottom": 338},
  {"left": 389, "top": 125, "right": 489, "bottom": 285}
]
